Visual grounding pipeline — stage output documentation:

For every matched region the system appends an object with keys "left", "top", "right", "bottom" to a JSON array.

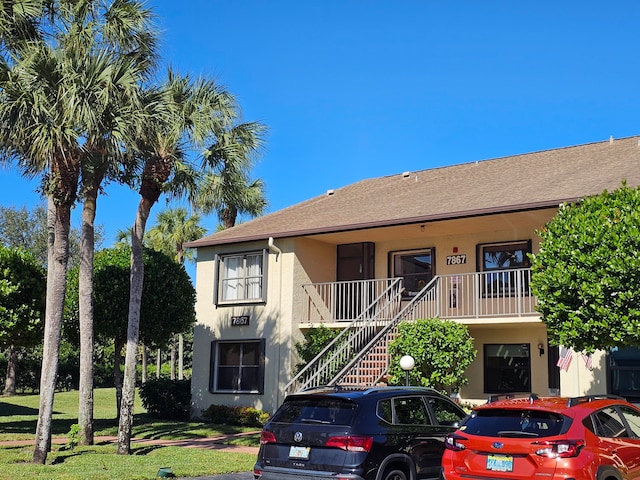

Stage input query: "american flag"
[
  {"left": 556, "top": 347, "right": 573, "bottom": 371},
  {"left": 581, "top": 353, "right": 593, "bottom": 371}
]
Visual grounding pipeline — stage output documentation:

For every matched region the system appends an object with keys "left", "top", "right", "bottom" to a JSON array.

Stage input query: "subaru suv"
[
  {"left": 441, "top": 394, "right": 640, "bottom": 480},
  {"left": 253, "top": 385, "right": 466, "bottom": 480}
]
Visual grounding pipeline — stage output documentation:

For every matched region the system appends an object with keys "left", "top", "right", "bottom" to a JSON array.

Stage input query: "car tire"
[{"left": 382, "top": 468, "right": 408, "bottom": 480}]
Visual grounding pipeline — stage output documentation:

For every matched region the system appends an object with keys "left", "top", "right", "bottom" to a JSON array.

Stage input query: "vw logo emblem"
[
  {"left": 492, "top": 442, "right": 503, "bottom": 450},
  {"left": 294, "top": 431, "right": 303, "bottom": 442}
]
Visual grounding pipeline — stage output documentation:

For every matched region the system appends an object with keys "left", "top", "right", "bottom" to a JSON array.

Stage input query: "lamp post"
[{"left": 400, "top": 355, "right": 415, "bottom": 387}]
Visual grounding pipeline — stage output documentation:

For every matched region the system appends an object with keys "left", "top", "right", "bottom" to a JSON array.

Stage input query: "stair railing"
[
  {"left": 332, "top": 276, "right": 441, "bottom": 385},
  {"left": 284, "top": 278, "right": 403, "bottom": 396}
]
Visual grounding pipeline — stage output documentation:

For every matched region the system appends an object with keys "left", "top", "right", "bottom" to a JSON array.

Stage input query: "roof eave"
[{"left": 185, "top": 197, "right": 575, "bottom": 249}]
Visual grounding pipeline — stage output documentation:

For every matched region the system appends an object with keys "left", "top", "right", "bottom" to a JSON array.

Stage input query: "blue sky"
[{"left": 1, "top": 1, "right": 640, "bottom": 253}]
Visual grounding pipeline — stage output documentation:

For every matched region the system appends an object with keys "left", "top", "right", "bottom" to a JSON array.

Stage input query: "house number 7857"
[{"left": 446, "top": 254, "right": 467, "bottom": 265}]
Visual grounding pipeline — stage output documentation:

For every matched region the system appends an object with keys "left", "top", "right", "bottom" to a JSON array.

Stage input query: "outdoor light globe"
[{"left": 400, "top": 355, "right": 415, "bottom": 372}]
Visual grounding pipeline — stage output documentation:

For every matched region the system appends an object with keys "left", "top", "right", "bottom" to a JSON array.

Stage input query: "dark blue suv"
[{"left": 253, "top": 385, "right": 466, "bottom": 480}]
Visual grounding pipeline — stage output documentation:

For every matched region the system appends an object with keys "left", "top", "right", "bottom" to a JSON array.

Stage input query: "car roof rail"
[
  {"left": 566, "top": 394, "right": 627, "bottom": 407},
  {"left": 299, "top": 384, "right": 340, "bottom": 392},
  {"left": 361, "top": 385, "right": 440, "bottom": 394},
  {"left": 486, "top": 393, "right": 540, "bottom": 404},
  {"left": 299, "top": 384, "right": 369, "bottom": 393}
]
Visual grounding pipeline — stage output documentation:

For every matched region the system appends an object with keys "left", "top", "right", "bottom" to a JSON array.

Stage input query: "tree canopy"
[
  {"left": 387, "top": 318, "right": 476, "bottom": 393},
  {"left": 0, "top": 245, "right": 46, "bottom": 350},
  {"left": 65, "top": 246, "right": 196, "bottom": 351},
  {"left": 531, "top": 182, "right": 640, "bottom": 353},
  {"left": 0, "top": 245, "right": 46, "bottom": 394},
  {"left": 0, "top": 204, "right": 94, "bottom": 267}
]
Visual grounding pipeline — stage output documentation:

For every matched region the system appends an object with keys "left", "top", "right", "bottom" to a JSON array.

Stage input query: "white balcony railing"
[
  {"left": 434, "top": 268, "right": 536, "bottom": 319},
  {"left": 288, "top": 269, "right": 537, "bottom": 396},
  {"left": 301, "top": 269, "right": 536, "bottom": 324},
  {"left": 302, "top": 278, "right": 403, "bottom": 325}
]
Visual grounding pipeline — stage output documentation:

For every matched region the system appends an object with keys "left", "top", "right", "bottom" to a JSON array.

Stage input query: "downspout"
[
  {"left": 268, "top": 237, "right": 284, "bottom": 407},
  {"left": 268, "top": 237, "right": 282, "bottom": 258}
]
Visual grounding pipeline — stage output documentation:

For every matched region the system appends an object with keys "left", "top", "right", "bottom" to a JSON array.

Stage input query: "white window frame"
[{"left": 215, "top": 249, "right": 268, "bottom": 305}]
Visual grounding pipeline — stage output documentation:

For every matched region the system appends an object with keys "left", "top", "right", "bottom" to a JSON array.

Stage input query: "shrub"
[
  {"left": 388, "top": 317, "right": 476, "bottom": 394},
  {"left": 139, "top": 378, "right": 191, "bottom": 420},
  {"left": 201, "top": 404, "right": 269, "bottom": 427},
  {"left": 293, "top": 324, "right": 342, "bottom": 374}
]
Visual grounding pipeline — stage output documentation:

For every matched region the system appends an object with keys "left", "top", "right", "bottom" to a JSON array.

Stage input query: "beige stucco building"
[{"left": 186, "top": 136, "right": 640, "bottom": 415}]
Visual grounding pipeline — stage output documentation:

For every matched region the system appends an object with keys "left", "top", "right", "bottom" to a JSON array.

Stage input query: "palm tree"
[
  {"left": 146, "top": 207, "right": 205, "bottom": 264},
  {"left": 196, "top": 122, "right": 268, "bottom": 228},
  {"left": 0, "top": 38, "right": 86, "bottom": 466},
  {"left": 117, "top": 72, "right": 238, "bottom": 454},
  {"left": 72, "top": 2, "right": 156, "bottom": 447},
  {"left": 146, "top": 206, "right": 205, "bottom": 379},
  {"left": 0, "top": 0, "right": 157, "bottom": 461}
]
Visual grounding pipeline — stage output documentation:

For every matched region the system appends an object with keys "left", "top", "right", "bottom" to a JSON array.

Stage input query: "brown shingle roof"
[{"left": 186, "top": 136, "right": 640, "bottom": 248}]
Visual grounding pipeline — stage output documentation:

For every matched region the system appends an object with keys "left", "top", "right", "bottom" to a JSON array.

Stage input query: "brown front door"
[{"left": 336, "top": 242, "right": 375, "bottom": 319}]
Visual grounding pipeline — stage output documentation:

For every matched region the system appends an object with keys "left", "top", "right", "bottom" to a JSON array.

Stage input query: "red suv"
[{"left": 441, "top": 394, "right": 640, "bottom": 480}]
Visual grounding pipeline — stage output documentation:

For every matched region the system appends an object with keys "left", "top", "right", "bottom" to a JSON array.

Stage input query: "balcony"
[
  {"left": 302, "top": 268, "right": 537, "bottom": 325},
  {"left": 289, "top": 268, "right": 537, "bottom": 395}
]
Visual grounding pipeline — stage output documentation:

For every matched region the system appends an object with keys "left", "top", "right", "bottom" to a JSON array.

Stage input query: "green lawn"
[{"left": 0, "top": 388, "right": 260, "bottom": 479}]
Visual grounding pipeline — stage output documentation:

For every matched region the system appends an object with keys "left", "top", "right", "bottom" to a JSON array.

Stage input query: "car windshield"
[
  {"left": 461, "top": 408, "right": 567, "bottom": 438},
  {"left": 271, "top": 397, "right": 358, "bottom": 426}
]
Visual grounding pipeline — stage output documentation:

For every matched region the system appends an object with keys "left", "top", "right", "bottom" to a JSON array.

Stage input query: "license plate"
[
  {"left": 487, "top": 454, "right": 513, "bottom": 472},
  {"left": 289, "top": 445, "right": 310, "bottom": 459}
]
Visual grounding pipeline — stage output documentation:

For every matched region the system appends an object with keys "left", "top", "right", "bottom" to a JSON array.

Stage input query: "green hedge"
[
  {"left": 139, "top": 378, "right": 191, "bottom": 420},
  {"left": 201, "top": 404, "right": 269, "bottom": 427}
]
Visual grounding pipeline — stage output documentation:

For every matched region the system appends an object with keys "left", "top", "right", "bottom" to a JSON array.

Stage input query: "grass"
[{"left": 0, "top": 388, "right": 260, "bottom": 479}]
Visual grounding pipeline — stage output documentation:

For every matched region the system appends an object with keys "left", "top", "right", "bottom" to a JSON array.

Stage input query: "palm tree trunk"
[
  {"left": 113, "top": 337, "right": 124, "bottom": 419},
  {"left": 78, "top": 187, "right": 98, "bottom": 445},
  {"left": 141, "top": 344, "right": 147, "bottom": 384},
  {"left": 4, "top": 344, "right": 17, "bottom": 395},
  {"left": 178, "top": 334, "right": 184, "bottom": 380},
  {"left": 170, "top": 335, "right": 176, "bottom": 380},
  {"left": 33, "top": 201, "right": 71, "bottom": 464},
  {"left": 117, "top": 197, "right": 152, "bottom": 455}
]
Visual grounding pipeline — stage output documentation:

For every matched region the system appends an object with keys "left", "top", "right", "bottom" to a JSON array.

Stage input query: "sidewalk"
[{"left": 0, "top": 432, "right": 260, "bottom": 455}]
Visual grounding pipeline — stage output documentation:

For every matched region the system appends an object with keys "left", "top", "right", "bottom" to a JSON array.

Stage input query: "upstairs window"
[
  {"left": 391, "top": 248, "right": 435, "bottom": 299},
  {"left": 477, "top": 240, "right": 531, "bottom": 297},
  {"left": 216, "top": 250, "right": 267, "bottom": 304}
]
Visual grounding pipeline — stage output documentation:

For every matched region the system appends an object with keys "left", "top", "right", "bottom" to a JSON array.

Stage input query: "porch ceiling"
[{"left": 305, "top": 208, "right": 556, "bottom": 245}]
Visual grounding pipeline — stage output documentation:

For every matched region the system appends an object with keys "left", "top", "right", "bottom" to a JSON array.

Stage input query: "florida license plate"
[
  {"left": 487, "top": 454, "right": 513, "bottom": 472},
  {"left": 289, "top": 445, "right": 310, "bottom": 459}
]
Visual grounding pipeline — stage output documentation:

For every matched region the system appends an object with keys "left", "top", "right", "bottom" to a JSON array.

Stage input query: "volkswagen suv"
[
  {"left": 253, "top": 385, "right": 466, "bottom": 480},
  {"left": 441, "top": 394, "right": 640, "bottom": 480}
]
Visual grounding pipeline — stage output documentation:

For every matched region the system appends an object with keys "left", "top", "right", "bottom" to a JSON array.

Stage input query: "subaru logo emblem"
[
  {"left": 492, "top": 442, "right": 503, "bottom": 450},
  {"left": 294, "top": 431, "right": 303, "bottom": 443}
]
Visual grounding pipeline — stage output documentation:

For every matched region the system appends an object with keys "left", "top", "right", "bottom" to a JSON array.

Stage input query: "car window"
[
  {"left": 592, "top": 407, "right": 628, "bottom": 438},
  {"left": 377, "top": 399, "right": 393, "bottom": 423},
  {"left": 426, "top": 396, "right": 465, "bottom": 425},
  {"left": 271, "top": 397, "right": 357, "bottom": 425},
  {"left": 620, "top": 405, "right": 640, "bottom": 437},
  {"left": 393, "top": 397, "right": 429, "bottom": 425},
  {"left": 460, "top": 408, "right": 566, "bottom": 437}
]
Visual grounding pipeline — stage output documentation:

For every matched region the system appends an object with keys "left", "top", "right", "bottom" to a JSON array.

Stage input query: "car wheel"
[{"left": 383, "top": 468, "right": 408, "bottom": 480}]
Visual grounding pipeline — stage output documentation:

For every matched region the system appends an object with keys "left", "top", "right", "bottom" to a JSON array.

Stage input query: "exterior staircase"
[{"left": 284, "top": 268, "right": 536, "bottom": 397}]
